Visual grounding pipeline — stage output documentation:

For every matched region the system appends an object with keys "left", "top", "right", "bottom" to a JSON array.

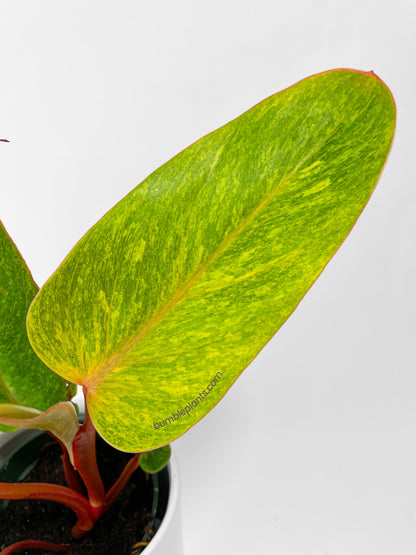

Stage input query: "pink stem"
[
  {"left": 105, "top": 453, "right": 140, "bottom": 510},
  {"left": 60, "top": 451, "right": 85, "bottom": 495},
  {"left": 0, "top": 540, "right": 73, "bottom": 554},
  {"left": 0, "top": 482, "right": 95, "bottom": 538},
  {"left": 46, "top": 432, "right": 85, "bottom": 495},
  {"left": 72, "top": 404, "right": 105, "bottom": 514}
]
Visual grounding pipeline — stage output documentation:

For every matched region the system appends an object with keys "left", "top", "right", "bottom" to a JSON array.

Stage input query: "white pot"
[
  {"left": 144, "top": 452, "right": 184, "bottom": 555},
  {"left": 0, "top": 429, "right": 184, "bottom": 555}
]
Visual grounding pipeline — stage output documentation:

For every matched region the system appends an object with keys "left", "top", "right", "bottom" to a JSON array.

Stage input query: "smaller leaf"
[
  {"left": 140, "top": 445, "right": 171, "bottom": 473},
  {"left": 0, "top": 401, "right": 79, "bottom": 464}
]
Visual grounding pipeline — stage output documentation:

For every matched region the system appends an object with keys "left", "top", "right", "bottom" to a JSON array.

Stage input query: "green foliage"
[
  {"left": 139, "top": 445, "right": 171, "bottom": 473},
  {"left": 0, "top": 222, "right": 76, "bottom": 431},
  {"left": 26, "top": 69, "right": 395, "bottom": 452}
]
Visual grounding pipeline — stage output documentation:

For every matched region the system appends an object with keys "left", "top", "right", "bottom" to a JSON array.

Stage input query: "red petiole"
[
  {"left": 0, "top": 397, "right": 142, "bottom": 552},
  {"left": 105, "top": 452, "right": 140, "bottom": 509},
  {"left": 0, "top": 540, "right": 73, "bottom": 554},
  {"left": 71, "top": 404, "right": 106, "bottom": 517}
]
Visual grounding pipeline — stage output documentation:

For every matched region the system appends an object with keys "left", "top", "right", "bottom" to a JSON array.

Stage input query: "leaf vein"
[{"left": 85, "top": 122, "right": 342, "bottom": 391}]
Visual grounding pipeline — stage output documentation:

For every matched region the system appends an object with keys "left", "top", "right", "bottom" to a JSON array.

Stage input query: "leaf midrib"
[{"left": 84, "top": 123, "right": 341, "bottom": 392}]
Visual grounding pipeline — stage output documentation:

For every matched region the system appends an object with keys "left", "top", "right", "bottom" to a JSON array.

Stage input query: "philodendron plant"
[{"left": 0, "top": 69, "right": 395, "bottom": 553}]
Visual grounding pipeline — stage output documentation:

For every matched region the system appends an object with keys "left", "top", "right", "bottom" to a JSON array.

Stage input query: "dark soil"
[{"left": 0, "top": 436, "right": 156, "bottom": 554}]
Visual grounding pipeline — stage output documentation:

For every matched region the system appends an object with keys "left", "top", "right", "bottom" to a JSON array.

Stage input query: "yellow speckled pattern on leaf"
[{"left": 27, "top": 70, "right": 395, "bottom": 452}]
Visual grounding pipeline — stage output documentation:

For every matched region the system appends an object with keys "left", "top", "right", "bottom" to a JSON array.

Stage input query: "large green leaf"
[
  {"left": 27, "top": 69, "right": 395, "bottom": 452},
  {"left": 0, "top": 221, "right": 76, "bottom": 431}
]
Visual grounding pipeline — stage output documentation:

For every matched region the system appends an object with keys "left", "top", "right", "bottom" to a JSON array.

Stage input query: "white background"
[{"left": 0, "top": 1, "right": 415, "bottom": 554}]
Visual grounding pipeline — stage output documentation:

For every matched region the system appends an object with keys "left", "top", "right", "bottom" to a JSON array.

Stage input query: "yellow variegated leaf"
[{"left": 27, "top": 69, "right": 395, "bottom": 452}]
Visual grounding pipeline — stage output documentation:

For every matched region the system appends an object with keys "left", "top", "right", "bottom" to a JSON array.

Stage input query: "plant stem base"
[{"left": 0, "top": 435, "right": 156, "bottom": 554}]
